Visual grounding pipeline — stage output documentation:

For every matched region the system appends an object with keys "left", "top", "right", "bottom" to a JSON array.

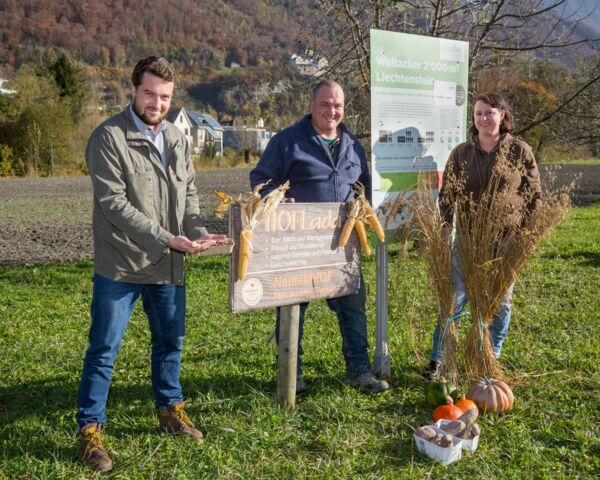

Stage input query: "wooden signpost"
[{"left": 229, "top": 202, "right": 360, "bottom": 409}]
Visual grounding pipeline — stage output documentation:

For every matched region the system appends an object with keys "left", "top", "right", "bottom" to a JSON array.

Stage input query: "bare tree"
[{"left": 307, "top": 0, "right": 600, "bottom": 154}]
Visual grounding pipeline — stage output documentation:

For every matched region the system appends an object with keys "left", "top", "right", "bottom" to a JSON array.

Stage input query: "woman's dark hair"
[
  {"left": 468, "top": 92, "right": 513, "bottom": 138},
  {"left": 131, "top": 56, "right": 175, "bottom": 87}
]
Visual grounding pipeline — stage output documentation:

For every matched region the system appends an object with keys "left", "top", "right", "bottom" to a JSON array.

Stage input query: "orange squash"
[
  {"left": 455, "top": 394, "right": 478, "bottom": 413},
  {"left": 467, "top": 377, "right": 515, "bottom": 413},
  {"left": 432, "top": 403, "right": 463, "bottom": 422}
]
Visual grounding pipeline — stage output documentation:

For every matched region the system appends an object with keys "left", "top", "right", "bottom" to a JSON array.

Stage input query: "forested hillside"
[{"left": 0, "top": 0, "right": 311, "bottom": 71}]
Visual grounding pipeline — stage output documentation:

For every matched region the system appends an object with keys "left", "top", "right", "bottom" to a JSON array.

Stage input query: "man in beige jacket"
[{"left": 76, "top": 56, "right": 225, "bottom": 472}]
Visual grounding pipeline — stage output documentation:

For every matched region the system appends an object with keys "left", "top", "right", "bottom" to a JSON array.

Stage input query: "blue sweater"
[{"left": 250, "top": 115, "right": 372, "bottom": 203}]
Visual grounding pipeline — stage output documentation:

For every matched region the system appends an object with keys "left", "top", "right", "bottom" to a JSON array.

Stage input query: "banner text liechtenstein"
[{"left": 370, "top": 30, "right": 469, "bottom": 233}]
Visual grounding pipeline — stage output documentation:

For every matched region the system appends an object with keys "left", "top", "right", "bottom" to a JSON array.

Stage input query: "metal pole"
[
  {"left": 374, "top": 242, "right": 391, "bottom": 379},
  {"left": 277, "top": 304, "right": 299, "bottom": 409}
]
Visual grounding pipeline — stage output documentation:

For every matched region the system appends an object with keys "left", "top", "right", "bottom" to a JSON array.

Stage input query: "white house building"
[
  {"left": 166, "top": 107, "right": 194, "bottom": 148},
  {"left": 289, "top": 52, "right": 329, "bottom": 76},
  {"left": 167, "top": 107, "right": 224, "bottom": 155}
]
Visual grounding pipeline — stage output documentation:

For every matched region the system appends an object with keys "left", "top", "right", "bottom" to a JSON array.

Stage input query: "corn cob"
[
  {"left": 364, "top": 207, "right": 385, "bottom": 243},
  {"left": 213, "top": 191, "right": 235, "bottom": 218},
  {"left": 237, "top": 228, "right": 253, "bottom": 280},
  {"left": 339, "top": 199, "right": 360, "bottom": 247},
  {"left": 355, "top": 219, "right": 372, "bottom": 256}
]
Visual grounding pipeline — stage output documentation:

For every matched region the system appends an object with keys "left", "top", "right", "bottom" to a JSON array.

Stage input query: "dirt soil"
[{"left": 0, "top": 165, "right": 598, "bottom": 267}]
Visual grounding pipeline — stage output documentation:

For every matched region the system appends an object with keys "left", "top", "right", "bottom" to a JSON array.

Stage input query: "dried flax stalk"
[
  {"left": 409, "top": 184, "right": 458, "bottom": 383},
  {"left": 451, "top": 141, "right": 572, "bottom": 382}
]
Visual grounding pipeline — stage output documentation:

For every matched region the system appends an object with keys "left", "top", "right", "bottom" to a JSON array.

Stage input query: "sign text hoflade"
[{"left": 229, "top": 202, "right": 361, "bottom": 312}]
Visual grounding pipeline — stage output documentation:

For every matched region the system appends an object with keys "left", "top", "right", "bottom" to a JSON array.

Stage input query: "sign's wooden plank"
[{"left": 229, "top": 203, "right": 361, "bottom": 312}]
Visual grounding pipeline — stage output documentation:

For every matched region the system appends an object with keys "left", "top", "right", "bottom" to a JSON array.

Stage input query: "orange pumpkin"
[
  {"left": 467, "top": 377, "right": 515, "bottom": 413},
  {"left": 455, "top": 394, "right": 478, "bottom": 413},
  {"left": 432, "top": 403, "right": 463, "bottom": 422}
]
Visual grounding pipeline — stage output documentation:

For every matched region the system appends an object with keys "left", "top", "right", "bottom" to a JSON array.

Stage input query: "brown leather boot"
[
  {"left": 78, "top": 423, "right": 113, "bottom": 472},
  {"left": 159, "top": 401, "right": 204, "bottom": 440}
]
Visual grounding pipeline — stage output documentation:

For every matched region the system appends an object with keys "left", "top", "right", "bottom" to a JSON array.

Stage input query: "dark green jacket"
[{"left": 86, "top": 107, "right": 207, "bottom": 285}]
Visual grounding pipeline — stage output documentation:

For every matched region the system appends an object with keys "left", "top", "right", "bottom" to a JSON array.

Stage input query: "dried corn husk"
[
  {"left": 213, "top": 191, "right": 237, "bottom": 218},
  {"left": 237, "top": 180, "right": 290, "bottom": 280}
]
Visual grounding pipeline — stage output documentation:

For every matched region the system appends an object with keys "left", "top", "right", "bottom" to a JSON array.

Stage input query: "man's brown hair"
[{"left": 131, "top": 56, "right": 175, "bottom": 87}]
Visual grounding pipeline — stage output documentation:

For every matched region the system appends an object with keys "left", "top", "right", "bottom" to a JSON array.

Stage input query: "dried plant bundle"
[
  {"left": 409, "top": 182, "right": 458, "bottom": 382},
  {"left": 450, "top": 141, "right": 572, "bottom": 382}
]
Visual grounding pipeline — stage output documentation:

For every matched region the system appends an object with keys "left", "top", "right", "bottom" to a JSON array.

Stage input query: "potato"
[
  {"left": 415, "top": 426, "right": 437, "bottom": 441},
  {"left": 439, "top": 420, "right": 466, "bottom": 436},
  {"left": 458, "top": 407, "right": 479, "bottom": 425},
  {"left": 435, "top": 432, "right": 454, "bottom": 447}
]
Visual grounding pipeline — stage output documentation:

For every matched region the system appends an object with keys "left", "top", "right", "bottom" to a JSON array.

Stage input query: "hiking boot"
[
  {"left": 346, "top": 372, "right": 389, "bottom": 394},
  {"left": 159, "top": 401, "right": 204, "bottom": 441},
  {"left": 421, "top": 361, "right": 441, "bottom": 381},
  {"left": 296, "top": 375, "right": 307, "bottom": 395},
  {"left": 78, "top": 423, "right": 113, "bottom": 473}
]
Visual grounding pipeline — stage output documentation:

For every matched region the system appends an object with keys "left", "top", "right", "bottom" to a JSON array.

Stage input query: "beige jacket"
[{"left": 86, "top": 108, "right": 207, "bottom": 285}]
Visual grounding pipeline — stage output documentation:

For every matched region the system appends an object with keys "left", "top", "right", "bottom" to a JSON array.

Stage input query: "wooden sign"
[{"left": 229, "top": 203, "right": 361, "bottom": 312}]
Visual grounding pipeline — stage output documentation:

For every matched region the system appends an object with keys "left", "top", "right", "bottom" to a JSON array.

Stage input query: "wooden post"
[{"left": 276, "top": 304, "right": 299, "bottom": 409}]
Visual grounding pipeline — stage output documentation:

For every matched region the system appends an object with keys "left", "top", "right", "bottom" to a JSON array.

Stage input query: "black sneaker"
[{"left": 421, "top": 361, "right": 441, "bottom": 381}]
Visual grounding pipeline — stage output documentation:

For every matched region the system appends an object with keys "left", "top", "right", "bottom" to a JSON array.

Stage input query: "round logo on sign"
[{"left": 241, "top": 278, "right": 263, "bottom": 306}]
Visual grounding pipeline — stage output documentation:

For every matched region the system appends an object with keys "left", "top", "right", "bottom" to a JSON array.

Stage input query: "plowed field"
[{"left": 0, "top": 165, "right": 598, "bottom": 266}]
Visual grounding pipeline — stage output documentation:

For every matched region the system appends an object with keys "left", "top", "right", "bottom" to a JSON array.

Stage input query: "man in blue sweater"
[{"left": 250, "top": 80, "right": 389, "bottom": 395}]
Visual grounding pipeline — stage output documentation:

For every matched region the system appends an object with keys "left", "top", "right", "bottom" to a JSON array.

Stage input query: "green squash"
[{"left": 425, "top": 380, "right": 460, "bottom": 406}]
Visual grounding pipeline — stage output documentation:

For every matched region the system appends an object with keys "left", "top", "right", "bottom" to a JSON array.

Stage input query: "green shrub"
[{"left": 0, "top": 144, "right": 24, "bottom": 176}]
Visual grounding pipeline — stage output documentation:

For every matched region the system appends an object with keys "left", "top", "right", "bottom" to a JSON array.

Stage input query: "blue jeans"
[
  {"left": 430, "top": 244, "right": 514, "bottom": 362},
  {"left": 275, "top": 274, "right": 371, "bottom": 379},
  {"left": 76, "top": 274, "right": 186, "bottom": 427}
]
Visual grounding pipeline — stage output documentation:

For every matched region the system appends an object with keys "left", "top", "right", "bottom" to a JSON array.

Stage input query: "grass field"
[{"left": 1, "top": 203, "right": 599, "bottom": 479}]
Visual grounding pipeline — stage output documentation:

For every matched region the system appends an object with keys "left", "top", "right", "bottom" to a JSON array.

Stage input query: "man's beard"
[{"left": 133, "top": 101, "right": 165, "bottom": 126}]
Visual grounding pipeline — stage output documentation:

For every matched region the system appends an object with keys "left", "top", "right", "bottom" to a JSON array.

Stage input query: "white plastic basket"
[
  {"left": 414, "top": 425, "right": 462, "bottom": 466},
  {"left": 436, "top": 419, "right": 480, "bottom": 452}
]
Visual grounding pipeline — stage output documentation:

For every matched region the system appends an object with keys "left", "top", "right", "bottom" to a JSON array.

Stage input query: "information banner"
[
  {"left": 229, "top": 203, "right": 360, "bottom": 313},
  {"left": 370, "top": 30, "right": 469, "bottom": 230}
]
